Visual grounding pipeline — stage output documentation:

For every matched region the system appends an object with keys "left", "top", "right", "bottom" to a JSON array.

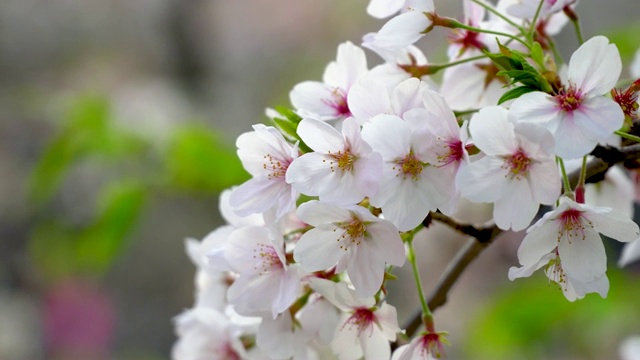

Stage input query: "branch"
[{"left": 401, "top": 143, "right": 640, "bottom": 338}]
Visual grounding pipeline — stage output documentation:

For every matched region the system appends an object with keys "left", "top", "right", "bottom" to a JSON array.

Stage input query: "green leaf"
[
  {"left": 530, "top": 41, "right": 545, "bottom": 69},
  {"left": 165, "top": 124, "right": 249, "bottom": 193},
  {"left": 274, "top": 105, "right": 303, "bottom": 124},
  {"left": 75, "top": 181, "right": 147, "bottom": 274},
  {"left": 497, "top": 86, "right": 538, "bottom": 105}
]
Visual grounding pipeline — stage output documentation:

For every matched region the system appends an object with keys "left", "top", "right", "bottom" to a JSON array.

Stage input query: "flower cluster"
[{"left": 173, "top": 0, "right": 640, "bottom": 359}]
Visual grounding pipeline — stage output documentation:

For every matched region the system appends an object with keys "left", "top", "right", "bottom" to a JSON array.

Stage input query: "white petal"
[
  {"left": 297, "top": 117, "right": 344, "bottom": 152},
  {"left": 297, "top": 200, "right": 351, "bottom": 226},
  {"left": 373, "top": 11, "right": 431, "bottom": 51},
  {"left": 367, "top": 0, "right": 405, "bottom": 18},
  {"left": 517, "top": 220, "right": 560, "bottom": 266},
  {"left": 509, "top": 92, "right": 562, "bottom": 132},
  {"left": 457, "top": 157, "right": 510, "bottom": 202},
  {"left": 493, "top": 178, "right": 537, "bottom": 231},
  {"left": 469, "top": 106, "right": 516, "bottom": 156},
  {"left": 295, "top": 226, "right": 347, "bottom": 272},
  {"left": 326, "top": 41, "right": 368, "bottom": 90},
  {"left": 588, "top": 208, "right": 640, "bottom": 243},
  {"left": 391, "top": 77, "right": 424, "bottom": 116},
  {"left": 348, "top": 78, "right": 392, "bottom": 124},
  {"left": 290, "top": 81, "right": 337, "bottom": 118},
  {"left": 619, "top": 238, "right": 640, "bottom": 267},
  {"left": 361, "top": 114, "right": 411, "bottom": 159},
  {"left": 360, "top": 322, "right": 392, "bottom": 360},
  {"left": 568, "top": 36, "right": 622, "bottom": 95},
  {"left": 573, "top": 96, "right": 624, "bottom": 141},
  {"left": 558, "top": 230, "right": 607, "bottom": 282},
  {"left": 552, "top": 112, "right": 598, "bottom": 159},
  {"left": 528, "top": 159, "right": 562, "bottom": 205}
]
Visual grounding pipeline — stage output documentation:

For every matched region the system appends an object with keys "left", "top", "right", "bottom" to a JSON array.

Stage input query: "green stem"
[
  {"left": 432, "top": 54, "right": 488, "bottom": 71},
  {"left": 546, "top": 36, "right": 565, "bottom": 65},
  {"left": 470, "top": 0, "right": 525, "bottom": 34},
  {"left": 528, "top": 0, "right": 545, "bottom": 41},
  {"left": 578, "top": 155, "right": 588, "bottom": 188},
  {"left": 616, "top": 130, "right": 640, "bottom": 143},
  {"left": 406, "top": 232, "right": 433, "bottom": 328},
  {"left": 557, "top": 157, "right": 574, "bottom": 199},
  {"left": 451, "top": 20, "right": 531, "bottom": 50}
]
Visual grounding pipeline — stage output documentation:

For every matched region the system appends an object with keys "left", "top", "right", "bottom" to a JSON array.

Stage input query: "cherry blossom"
[
  {"left": 290, "top": 41, "right": 367, "bottom": 121},
  {"left": 294, "top": 200, "right": 405, "bottom": 297},
  {"left": 511, "top": 197, "right": 639, "bottom": 298},
  {"left": 457, "top": 106, "right": 560, "bottom": 231},
  {"left": 230, "top": 124, "right": 299, "bottom": 219},
  {"left": 391, "top": 331, "right": 448, "bottom": 360},
  {"left": 510, "top": 36, "right": 624, "bottom": 159},
  {"left": 361, "top": 112, "right": 449, "bottom": 231},
  {"left": 309, "top": 278, "right": 400, "bottom": 360},
  {"left": 367, "top": 0, "right": 435, "bottom": 52},
  {"left": 506, "top": 0, "right": 577, "bottom": 19},
  {"left": 285, "top": 117, "right": 382, "bottom": 205},
  {"left": 225, "top": 226, "right": 301, "bottom": 318}
]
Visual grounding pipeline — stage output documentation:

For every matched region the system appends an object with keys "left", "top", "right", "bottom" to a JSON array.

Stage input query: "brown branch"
[{"left": 401, "top": 143, "right": 640, "bottom": 338}]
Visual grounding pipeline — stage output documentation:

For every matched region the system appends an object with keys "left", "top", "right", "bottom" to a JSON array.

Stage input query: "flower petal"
[{"left": 568, "top": 36, "right": 622, "bottom": 95}]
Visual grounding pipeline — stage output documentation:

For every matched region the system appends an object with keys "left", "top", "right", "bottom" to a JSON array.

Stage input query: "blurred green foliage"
[
  {"left": 28, "top": 95, "right": 247, "bottom": 281},
  {"left": 463, "top": 267, "right": 640, "bottom": 360}
]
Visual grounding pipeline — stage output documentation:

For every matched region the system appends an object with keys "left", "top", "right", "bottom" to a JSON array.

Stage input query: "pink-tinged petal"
[
  {"left": 273, "top": 266, "right": 301, "bottom": 318},
  {"left": 553, "top": 112, "right": 598, "bottom": 159},
  {"left": 508, "top": 253, "right": 555, "bottom": 280},
  {"left": 294, "top": 226, "right": 349, "bottom": 272},
  {"left": 568, "top": 36, "right": 622, "bottom": 95},
  {"left": 319, "top": 170, "right": 366, "bottom": 205},
  {"left": 391, "top": 77, "right": 424, "bottom": 116},
  {"left": 289, "top": 81, "right": 336, "bottom": 119},
  {"left": 441, "top": 61, "right": 503, "bottom": 111},
  {"left": 227, "top": 272, "right": 284, "bottom": 316},
  {"left": 367, "top": 220, "right": 406, "bottom": 267},
  {"left": 378, "top": 177, "right": 438, "bottom": 231},
  {"left": 367, "top": 0, "right": 405, "bottom": 18},
  {"left": 528, "top": 160, "right": 562, "bottom": 205},
  {"left": 509, "top": 92, "right": 562, "bottom": 131},
  {"left": 225, "top": 226, "right": 270, "bottom": 272},
  {"left": 219, "top": 189, "right": 264, "bottom": 227},
  {"left": 348, "top": 243, "right": 386, "bottom": 297},
  {"left": 457, "top": 157, "right": 510, "bottom": 202},
  {"left": 517, "top": 221, "right": 560, "bottom": 266},
  {"left": 374, "top": 303, "right": 400, "bottom": 340},
  {"left": 570, "top": 273, "right": 609, "bottom": 300},
  {"left": 331, "top": 314, "right": 365, "bottom": 360},
  {"left": 348, "top": 78, "right": 392, "bottom": 124},
  {"left": 422, "top": 89, "right": 459, "bottom": 137},
  {"left": 514, "top": 122, "right": 556, "bottom": 158},
  {"left": 360, "top": 323, "right": 392, "bottom": 360},
  {"left": 354, "top": 152, "right": 383, "bottom": 198},
  {"left": 361, "top": 114, "right": 411, "bottom": 159},
  {"left": 298, "top": 296, "right": 340, "bottom": 345},
  {"left": 297, "top": 200, "right": 352, "bottom": 226},
  {"left": 308, "top": 278, "right": 375, "bottom": 310},
  {"left": 297, "top": 117, "right": 344, "bottom": 153},
  {"left": 493, "top": 178, "right": 537, "bottom": 231},
  {"left": 230, "top": 177, "right": 292, "bottom": 217},
  {"left": 619, "top": 238, "right": 640, "bottom": 267},
  {"left": 373, "top": 11, "right": 431, "bottom": 51},
  {"left": 325, "top": 41, "right": 368, "bottom": 90},
  {"left": 286, "top": 152, "right": 333, "bottom": 197},
  {"left": 406, "top": 0, "right": 435, "bottom": 13},
  {"left": 587, "top": 208, "right": 640, "bottom": 243},
  {"left": 469, "top": 106, "right": 516, "bottom": 156},
  {"left": 558, "top": 231, "right": 607, "bottom": 282},
  {"left": 256, "top": 313, "right": 295, "bottom": 359},
  {"left": 573, "top": 96, "right": 624, "bottom": 140}
]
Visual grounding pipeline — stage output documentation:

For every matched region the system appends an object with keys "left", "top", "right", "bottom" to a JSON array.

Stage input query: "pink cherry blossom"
[
  {"left": 510, "top": 36, "right": 624, "bottom": 159},
  {"left": 294, "top": 201, "right": 405, "bottom": 297},
  {"left": 230, "top": 124, "right": 299, "bottom": 219},
  {"left": 290, "top": 41, "right": 368, "bottom": 121},
  {"left": 510, "top": 197, "right": 639, "bottom": 298},
  {"left": 457, "top": 106, "right": 561, "bottom": 231},
  {"left": 285, "top": 117, "right": 382, "bottom": 205},
  {"left": 309, "top": 278, "right": 400, "bottom": 360}
]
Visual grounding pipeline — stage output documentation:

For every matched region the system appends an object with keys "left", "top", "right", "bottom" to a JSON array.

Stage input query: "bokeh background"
[{"left": 1, "top": 0, "right": 640, "bottom": 359}]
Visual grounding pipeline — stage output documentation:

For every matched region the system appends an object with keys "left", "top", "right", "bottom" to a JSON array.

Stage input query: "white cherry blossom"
[
  {"left": 457, "top": 106, "right": 560, "bottom": 231},
  {"left": 309, "top": 278, "right": 400, "bottom": 360},
  {"left": 294, "top": 201, "right": 405, "bottom": 297},
  {"left": 511, "top": 197, "right": 639, "bottom": 296},
  {"left": 285, "top": 117, "right": 382, "bottom": 205},
  {"left": 510, "top": 36, "right": 624, "bottom": 159},
  {"left": 290, "top": 41, "right": 367, "bottom": 121},
  {"left": 230, "top": 124, "right": 299, "bottom": 219},
  {"left": 367, "top": 0, "right": 435, "bottom": 52}
]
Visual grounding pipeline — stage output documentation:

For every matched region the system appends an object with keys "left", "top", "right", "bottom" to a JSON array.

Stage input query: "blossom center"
[
  {"left": 323, "top": 88, "right": 351, "bottom": 117},
  {"left": 263, "top": 153, "right": 290, "bottom": 180},
  {"left": 343, "top": 308, "right": 375, "bottom": 335},
  {"left": 437, "top": 139, "right": 464, "bottom": 167},
  {"left": 325, "top": 149, "right": 356, "bottom": 172},
  {"left": 335, "top": 216, "right": 367, "bottom": 251},
  {"left": 253, "top": 243, "right": 283, "bottom": 274},
  {"left": 558, "top": 208, "right": 593, "bottom": 243},
  {"left": 555, "top": 86, "right": 583, "bottom": 112},
  {"left": 393, "top": 151, "right": 424, "bottom": 180},
  {"left": 502, "top": 148, "right": 531, "bottom": 179}
]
